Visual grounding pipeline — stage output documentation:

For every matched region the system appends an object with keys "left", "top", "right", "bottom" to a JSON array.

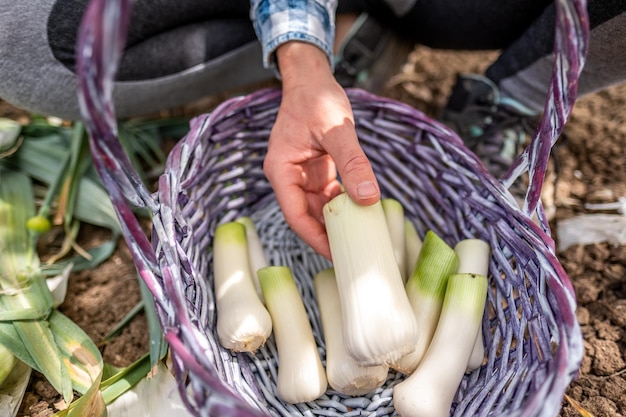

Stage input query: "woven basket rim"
[
  {"left": 142, "top": 87, "right": 583, "bottom": 417},
  {"left": 73, "top": 0, "right": 589, "bottom": 416}
]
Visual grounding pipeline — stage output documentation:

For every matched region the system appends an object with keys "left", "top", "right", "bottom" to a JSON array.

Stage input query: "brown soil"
[{"left": 9, "top": 45, "right": 626, "bottom": 417}]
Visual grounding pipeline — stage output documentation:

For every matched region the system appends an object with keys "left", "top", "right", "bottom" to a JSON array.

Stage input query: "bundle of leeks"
[{"left": 213, "top": 192, "right": 491, "bottom": 417}]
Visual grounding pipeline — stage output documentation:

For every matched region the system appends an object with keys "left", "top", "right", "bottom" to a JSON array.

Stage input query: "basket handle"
[
  {"left": 76, "top": 3, "right": 276, "bottom": 416},
  {"left": 75, "top": 0, "right": 167, "bottom": 299},
  {"left": 502, "top": 0, "right": 589, "bottom": 232}
]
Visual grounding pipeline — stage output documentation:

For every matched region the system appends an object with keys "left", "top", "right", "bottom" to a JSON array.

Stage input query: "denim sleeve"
[{"left": 249, "top": 0, "right": 336, "bottom": 75}]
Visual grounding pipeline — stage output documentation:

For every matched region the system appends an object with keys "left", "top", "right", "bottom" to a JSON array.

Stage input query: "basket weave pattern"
[{"left": 75, "top": 0, "right": 589, "bottom": 416}]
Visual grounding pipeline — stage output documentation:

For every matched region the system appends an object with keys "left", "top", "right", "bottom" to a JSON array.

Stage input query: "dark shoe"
[
  {"left": 334, "top": 13, "right": 414, "bottom": 93},
  {"left": 441, "top": 73, "right": 540, "bottom": 178},
  {"left": 441, "top": 73, "right": 558, "bottom": 219}
]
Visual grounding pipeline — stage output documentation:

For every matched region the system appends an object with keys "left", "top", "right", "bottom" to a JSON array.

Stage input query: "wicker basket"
[{"left": 76, "top": 0, "right": 589, "bottom": 416}]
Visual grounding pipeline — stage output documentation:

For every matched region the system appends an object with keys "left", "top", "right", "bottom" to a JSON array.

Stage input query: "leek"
[
  {"left": 381, "top": 198, "right": 407, "bottom": 282},
  {"left": 323, "top": 193, "right": 418, "bottom": 366},
  {"left": 391, "top": 231, "right": 459, "bottom": 374},
  {"left": 454, "top": 239, "right": 491, "bottom": 371},
  {"left": 392, "top": 272, "right": 488, "bottom": 417},
  {"left": 213, "top": 222, "right": 272, "bottom": 353},
  {"left": 258, "top": 266, "right": 327, "bottom": 404},
  {"left": 235, "top": 216, "right": 268, "bottom": 303},
  {"left": 403, "top": 219, "right": 422, "bottom": 279},
  {"left": 313, "top": 268, "right": 388, "bottom": 396}
]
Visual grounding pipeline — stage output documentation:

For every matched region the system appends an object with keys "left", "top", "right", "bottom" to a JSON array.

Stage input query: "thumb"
[{"left": 323, "top": 126, "right": 380, "bottom": 206}]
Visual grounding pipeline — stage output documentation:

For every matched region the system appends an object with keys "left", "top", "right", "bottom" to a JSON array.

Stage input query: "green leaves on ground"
[{"left": 0, "top": 115, "right": 188, "bottom": 416}]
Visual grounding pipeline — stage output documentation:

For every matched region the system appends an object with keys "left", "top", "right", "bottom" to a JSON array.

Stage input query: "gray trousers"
[
  {"left": 0, "top": 0, "right": 624, "bottom": 120},
  {"left": 0, "top": 0, "right": 274, "bottom": 120}
]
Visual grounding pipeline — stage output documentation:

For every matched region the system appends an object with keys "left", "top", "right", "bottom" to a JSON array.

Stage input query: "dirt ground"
[{"left": 9, "top": 45, "right": 626, "bottom": 417}]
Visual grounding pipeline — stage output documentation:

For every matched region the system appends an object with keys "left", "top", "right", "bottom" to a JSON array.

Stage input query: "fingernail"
[{"left": 356, "top": 181, "right": 378, "bottom": 199}]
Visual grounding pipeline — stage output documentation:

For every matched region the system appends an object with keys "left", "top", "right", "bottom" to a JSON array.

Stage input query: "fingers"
[
  {"left": 264, "top": 51, "right": 379, "bottom": 257},
  {"left": 267, "top": 173, "right": 334, "bottom": 260},
  {"left": 263, "top": 97, "right": 379, "bottom": 260},
  {"left": 320, "top": 122, "right": 380, "bottom": 207}
]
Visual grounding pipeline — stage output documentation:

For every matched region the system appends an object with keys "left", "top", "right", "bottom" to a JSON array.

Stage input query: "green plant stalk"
[
  {"left": 0, "top": 321, "right": 37, "bottom": 371},
  {"left": 37, "top": 150, "right": 72, "bottom": 220},
  {"left": 100, "top": 353, "right": 152, "bottom": 404},
  {"left": 138, "top": 278, "right": 168, "bottom": 367},
  {"left": 48, "top": 123, "right": 91, "bottom": 262},
  {"left": 42, "top": 239, "right": 118, "bottom": 276},
  {"left": 1, "top": 134, "right": 120, "bottom": 232},
  {"left": 46, "top": 218, "right": 82, "bottom": 265},
  {"left": 102, "top": 302, "right": 145, "bottom": 343},
  {"left": 0, "top": 270, "right": 52, "bottom": 321},
  {"left": 62, "top": 122, "right": 90, "bottom": 228},
  {"left": 0, "top": 308, "right": 107, "bottom": 400}
]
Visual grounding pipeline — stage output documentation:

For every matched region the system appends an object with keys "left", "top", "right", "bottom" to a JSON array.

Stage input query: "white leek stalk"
[
  {"left": 404, "top": 219, "right": 422, "bottom": 279},
  {"left": 213, "top": 222, "right": 272, "bottom": 353},
  {"left": 235, "top": 216, "right": 269, "bottom": 303},
  {"left": 323, "top": 193, "right": 418, "bottom": 366},
  {"left": 454, "top": 239, "right": 491, "bottom": 371},
  {"left": 381, "top": 198, "right": 407, "bottom": 282},
  {"left": 393, "top": 272, "right": 488, "bottom": 417},
  {"left": 391, "top": 231, "right": 459, "bottom": 374},
  {"left": 313, "top": 268, "right": 389, "bottom": 396},
  {"left": 258, "top": 266, "right": 327, "bottom": 404}
]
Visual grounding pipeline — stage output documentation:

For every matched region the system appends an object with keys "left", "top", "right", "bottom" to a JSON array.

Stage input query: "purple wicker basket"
[{"left": 76, "top": 0, "right": 589, "bottom": 416}]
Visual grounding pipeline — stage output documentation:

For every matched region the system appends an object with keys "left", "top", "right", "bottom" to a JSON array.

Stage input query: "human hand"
[{"left": 265, "top": 42, "right": 380, "bottom": 260}]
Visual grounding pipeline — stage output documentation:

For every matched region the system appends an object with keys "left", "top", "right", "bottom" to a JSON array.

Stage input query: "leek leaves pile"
[{"left": 0, "top": 115, "right": 187, "bottom": 416}]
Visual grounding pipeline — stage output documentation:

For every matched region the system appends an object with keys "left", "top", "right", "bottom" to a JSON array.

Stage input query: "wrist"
[{"left": 276, "top": 42, "right": 334, "bottom": 87}]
